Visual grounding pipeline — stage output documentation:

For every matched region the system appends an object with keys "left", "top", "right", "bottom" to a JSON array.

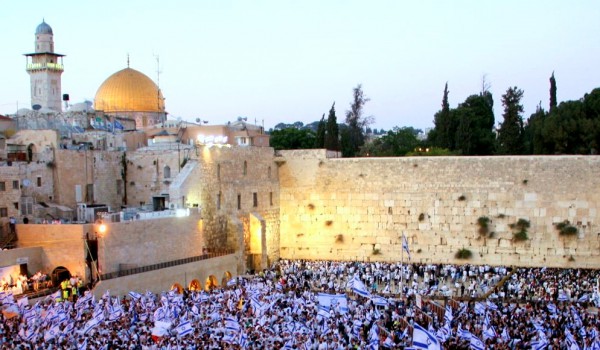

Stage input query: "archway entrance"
[
  {"left": 189, "top": 279, "right": 202, "bottom": 291},
  {"left": 51, "top": 266, "right": 71, "bottom": 288},
  {"left": 247, "top": 213, "right": 267, "bottom": 272},
  {"left": 27, "top": 144, "right": 35, "bottom": 162},
  {"left": 170, "top": 283, "right": 183, "bottom": 294},
  {"left": 205, "top": 275, "right": 218, "bottom": 291},
  {"left": 222, "top": 271, "right": 232, "bottom": 286}
]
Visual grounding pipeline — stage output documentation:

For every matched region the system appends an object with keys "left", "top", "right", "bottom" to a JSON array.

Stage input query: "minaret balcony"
[{"left": 26, "top": 62, "right": 64, "bottom": 72}]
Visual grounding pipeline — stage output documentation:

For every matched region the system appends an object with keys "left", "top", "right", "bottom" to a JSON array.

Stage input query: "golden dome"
[{"left": 94, "top": 68, "right": 165, "bottom": 113}]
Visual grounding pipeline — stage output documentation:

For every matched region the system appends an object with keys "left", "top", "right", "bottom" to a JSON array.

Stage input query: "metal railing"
[{"left": 99, "top": 249, "right": 234, "bottom": 281}]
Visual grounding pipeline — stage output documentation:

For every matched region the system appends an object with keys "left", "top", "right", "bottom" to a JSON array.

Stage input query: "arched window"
[
  {"left": 164, "top": 166, "right": 171, "bottom": 179},
  {"left": 217, "top": 164, "right": 221, "bottom": 180},
  {"left": 243, "top": 161, "right": 247, "bottom": 176},
  {"left": 268, "top": 166, "right": 271, "bottom": 179}
]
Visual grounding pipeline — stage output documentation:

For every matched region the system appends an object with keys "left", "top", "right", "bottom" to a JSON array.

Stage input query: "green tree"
[
  {"left": 343, "top": 84, "right": 373, "bottom": 157},
  {"left": 497, "top": 87, "right": 525, "bottom": 154},
  {"left": 360, "top": 127, "right": 421, "bottom": 156},
  {"left": 269, "top": 128, "right": 316, "bottom": 150},
  {"left": 324, "top": 103, "right": 340, "bottom": 151},
  {"left": 453, "top": 91, "right": 496, "bottom": 155},
  {"left": 314, "top": 114, "right": 326, "bottom": 148},
  {"left": 429, "top": 82, "right": 455, "bottom": 149},
  {"left": 523, "top": 103, "right": 546, "bottom": 154},
  {"left": 550, "top": 72, "right": 557, "bottom": 113}
]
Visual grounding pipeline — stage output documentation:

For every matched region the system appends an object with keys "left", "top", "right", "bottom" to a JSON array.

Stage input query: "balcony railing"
[
  {"left": 26, "top": 62, "right": 64, "bottom": 72},
  {"left": 99, "top": 249, "right": 235, "bottom": 281}
]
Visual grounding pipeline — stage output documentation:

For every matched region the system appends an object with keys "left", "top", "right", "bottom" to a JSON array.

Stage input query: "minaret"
[{"left": 24, "top": 20, "right": 65, "bottom": 111}]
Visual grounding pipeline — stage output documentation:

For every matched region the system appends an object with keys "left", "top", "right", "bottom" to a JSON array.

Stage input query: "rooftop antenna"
[{"left": 154, "top": 54, "right": 163, "bottom": 119}]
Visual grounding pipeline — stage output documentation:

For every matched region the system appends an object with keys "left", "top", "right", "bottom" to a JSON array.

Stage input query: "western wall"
[{"left": 277, "top": 150, "right": 600, "bottom": 268}]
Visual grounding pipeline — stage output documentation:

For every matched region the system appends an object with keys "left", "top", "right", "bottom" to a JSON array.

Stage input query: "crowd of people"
[{"left": 0, "top": 260, "right": 597, "bottom": 349}]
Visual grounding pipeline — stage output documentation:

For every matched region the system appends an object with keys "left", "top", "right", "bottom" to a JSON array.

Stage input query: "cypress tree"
[
  {"left": 549, "top": 72, "right": 557, "bottom": 113},
  {"left": 324, "top": 103, "right": 339, "bottom": 151},
  {"left": 314, "top": 114, "right": 326, "bottom": 148}
]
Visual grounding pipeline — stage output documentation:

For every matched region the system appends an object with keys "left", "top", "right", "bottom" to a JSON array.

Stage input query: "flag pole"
[{"left": 400, "top": 231, "right": 404, "bottom": 299}]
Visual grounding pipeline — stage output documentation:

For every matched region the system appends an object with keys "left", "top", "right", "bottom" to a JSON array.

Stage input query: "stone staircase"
[{"left": 481, "top": 266, "right": 517, "bottom": 299}]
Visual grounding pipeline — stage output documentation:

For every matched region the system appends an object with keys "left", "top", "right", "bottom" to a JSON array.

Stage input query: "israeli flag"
[
  {"left": 470, "top": 334, "right": 485, "bottom": 350},
  {"left": 225, "top": 318, "right": 241, "bottom": 333},
  {"left": 17, "top": 296, "right": 29, "bottom": 309},
  {"left": 239, "top": 332, "right": 248, "bottom": 348},
  {"left": 474, "top": 302, "right": 486, "bottom": 315},
  {"left": 371, "top": 295, "right": 389, "bottom": 307},
  {"left": 444, "top": 305, "right": 453, "bottom": 323},
  {"left": 175, "top": 320, "right": 193, "bottom": 337},
  {"left": 77, "top": 339, "right": 88, "bottom": 350},
  {"left": 348, "top": 275, "right": 371, "bottom": 298},
  {"left": 558, "top": 291, "right": 570, "bottom": 301},
  {"left": 412, "top": 323, "right": 441, "bottom": 350},
  {"left": 402, "top": 233, "right": 411, "bottom": 260},
  {"left": 129, "top": 291, "right": 142, "bottom": 300},
  {"left": 82, "top": 317, "right": 100, "bottom": 335},
  {"left": 44, "top": 324, "right": 61, "bottom": 341},
  {"left": 530, "top": 338, "right": 549, "bottom": 350}
]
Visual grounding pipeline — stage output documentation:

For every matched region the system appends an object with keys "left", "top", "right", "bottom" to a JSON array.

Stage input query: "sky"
[{"left": 1, "top": 1, "right": 599, "bottom": 131}]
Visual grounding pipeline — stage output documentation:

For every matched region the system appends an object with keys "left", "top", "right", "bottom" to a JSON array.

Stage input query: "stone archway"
[
  {"left": 189, "top": 279, "right": 202, "bottom": 291},
  {"left": 170, "top": 283, "right": 183, "bottom": 294},
  {"left": 221, "top": 271, "right": 232, "bottom": 286},
  {"left": 51, "top": 266, "right": 71, "bottom": 288},
  {"left": 205, "top": 275, "right": 218, "bottom": 291},
  {"left": 27, "top": 144, "right": 36, "bottom": 162}
]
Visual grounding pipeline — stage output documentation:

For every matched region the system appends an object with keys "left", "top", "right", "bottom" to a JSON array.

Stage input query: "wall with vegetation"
[{"left": 278, "top": 150, "right": 600, "bottom": 268}]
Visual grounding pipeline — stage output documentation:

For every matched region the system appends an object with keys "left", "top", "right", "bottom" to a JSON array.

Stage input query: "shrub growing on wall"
[
  {"left": 555, "top": 220, "right": 578, "bottom": 236},
  {"left": 510, "top": 218, "right": 530, "bottom": 241},
  {"left": 455, "top": 248, "right": 472, "bottom": 259},
  {"left": 477, "top": 216, "right": 490, "bottom": 236}
]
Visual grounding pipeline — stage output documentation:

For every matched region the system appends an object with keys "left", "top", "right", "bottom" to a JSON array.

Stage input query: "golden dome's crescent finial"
[{"left": 127, "top": 53, "right": 130, "bottom": 68}]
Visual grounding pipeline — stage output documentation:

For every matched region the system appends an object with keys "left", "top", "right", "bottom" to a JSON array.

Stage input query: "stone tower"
[{"left": 25, "top": 20, "right": 65, "bottom": 111}]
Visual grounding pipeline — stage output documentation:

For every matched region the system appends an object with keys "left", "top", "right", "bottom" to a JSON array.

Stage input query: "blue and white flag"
[
  {"left": 474, "top": 302, "right": 486, "bottom": 315},
  {"left": 369, "top": 323, "right": 379, "bottom": 350},
  {"left": 402, "top": 233, "right": 411, "bottom": 260},
  {"left": 458, "top": 324, "right": 472, "bottom": 340},
  {"left": 225, "top": 318, "right": 241, "bottom": 333},
  {"left": 44, "top": 324, "right": 61, "bottom": 341},
  {"left": 444, "top": 305, "right": 453, "bottom": 324},
  {"left": 175, "top": 320, "right": 193, "bottom": 337},
  {"left": 413, "top": 323, "right": 441, "bottom": 350},
  {"left": 128, "top": 291, "right": 142, "bottom": 300},
  {"left": 371, "top": 295, "right": 389, "bottom": 307},
  {"left": 558, "top": 291, "right": 570, "bottom": 302},
  {"left": 17, "top": 296, "right": 29, "bottom": 310},
  {"left": 530, "top": 338, "right": 549, "bottom": 350},
  {"left": 82, "top": 317, "right": 100, "bottom": 335},
  {"left": 77, "top": 339, "right": 88, "bottom": 350},
  {"left": 239, "top": 332, "right": 248, "bottom": 348},
  {"left": 347, "top": 275, "right": 371, "bottom": 298},
  {"left": 470, "top": 334, "right": 485, "bottom": 350}
]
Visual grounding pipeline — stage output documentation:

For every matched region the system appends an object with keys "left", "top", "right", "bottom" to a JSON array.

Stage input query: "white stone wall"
[{"left": 278, "top": 151, "right": 600, "bottom": 268}]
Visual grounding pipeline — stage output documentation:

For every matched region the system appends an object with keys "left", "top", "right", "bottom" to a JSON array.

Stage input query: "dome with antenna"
[
  {"left": 94, "top": 67, "right": 165, "bottom": 113},
  {"left": 36, "top": 20, "right": 53, "bottom": 35}
]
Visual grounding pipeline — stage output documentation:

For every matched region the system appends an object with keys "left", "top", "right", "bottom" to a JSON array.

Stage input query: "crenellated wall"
[{"left": 278, "top": 150, "right": 600, "bottom": 268}]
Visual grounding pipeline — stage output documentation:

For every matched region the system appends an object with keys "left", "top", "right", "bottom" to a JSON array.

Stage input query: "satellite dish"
[
  {"left": 195, "top": 118, "right": 201, "bottom": 123},
  {"left": 32, "top": 104, "right": 41, "bottom": 111},
  {"left": 22, "top": 179, "right": 31, "bottom": 187}
]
